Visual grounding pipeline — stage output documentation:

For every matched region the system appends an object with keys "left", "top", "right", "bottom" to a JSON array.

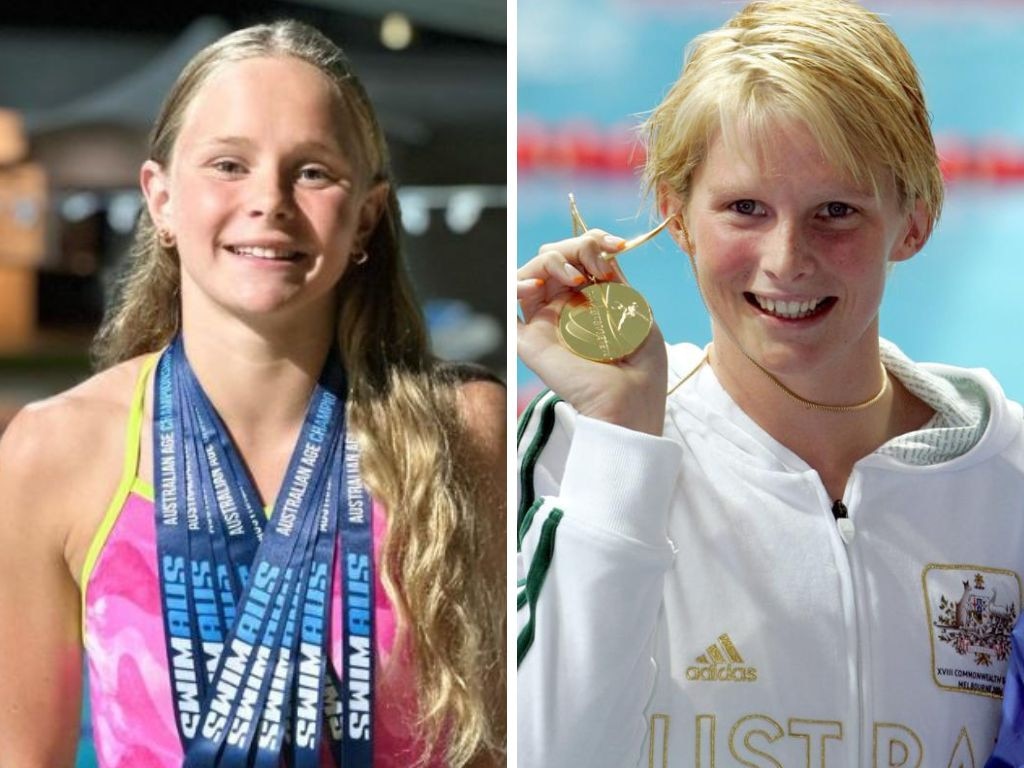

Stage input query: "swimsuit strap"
[{"left": 80, "top": 354, "right": 160, "bottom": 636}]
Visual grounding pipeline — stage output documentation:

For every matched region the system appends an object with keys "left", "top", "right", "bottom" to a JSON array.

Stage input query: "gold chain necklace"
[
  {"left": 666, "top": 350, "right": 709, "bottom": 398},
  {"left": 739, "top": 348, "right": 890, "bottom": 413},
  {"left": 666, "top": 348, "right": 889, "bottom": 412}
]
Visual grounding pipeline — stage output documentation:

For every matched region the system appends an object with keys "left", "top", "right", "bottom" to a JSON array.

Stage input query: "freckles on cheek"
[
  {"left": 699, "top": 234, "right": 757, "bottom": 280},
  {"left": 694, "top": 257, "right": 753, "bottom": 295},
  {"left": 812, "top": 231, "right": 873, "bottom": 271},
  {"left": 829, "top": 247, "right": 877, "bottom": 278}
]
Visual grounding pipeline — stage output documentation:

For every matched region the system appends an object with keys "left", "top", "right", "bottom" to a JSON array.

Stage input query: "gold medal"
[
  {"left": 557, "top": 282, "right": 654, "bottom": 362},
  {"left": 556, "top": 194, "right": 670, "bottom": 363}
]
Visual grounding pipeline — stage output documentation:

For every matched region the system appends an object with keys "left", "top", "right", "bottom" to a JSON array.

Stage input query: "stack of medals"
[
  {"left": 556, "top": 195, "right": 667, "bottom": 363},
  {"left": 153, "top": 336, "right": 374, "bottom": 767}
]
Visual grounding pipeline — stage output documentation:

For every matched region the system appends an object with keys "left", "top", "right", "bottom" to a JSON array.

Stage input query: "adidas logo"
[{"left": 685, "top": 633, "right": 758, "bottom": 683}]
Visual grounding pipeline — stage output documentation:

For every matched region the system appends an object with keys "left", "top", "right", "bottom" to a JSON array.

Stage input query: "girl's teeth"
[{"left": 232, "top": 246, "right": 293, "bottom": 260}]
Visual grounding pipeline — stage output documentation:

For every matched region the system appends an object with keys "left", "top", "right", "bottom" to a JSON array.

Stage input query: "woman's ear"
[
  {"left": 658, "top": 183, "right": 693, "bottom": 254},
  {"left": 889, "top": 198, "right": 931, "bottom": 264},
  {"left": 140, "top": 159, "right": 173, "bottom": 231}
]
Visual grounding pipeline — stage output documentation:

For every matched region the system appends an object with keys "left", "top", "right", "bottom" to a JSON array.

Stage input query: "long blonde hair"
[
  {"left": 92, "top": 21, "right": 503, "bottom": 766},
  {"left": 643, "top": 0, "right": 944, "bottom": 228}
]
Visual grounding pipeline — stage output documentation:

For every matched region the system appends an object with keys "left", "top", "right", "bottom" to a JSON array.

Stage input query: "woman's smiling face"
[
  {"left": 142, "top": 54, "right": 386, "bottom": 324},
  {"left": 680, "top": 118, "right": 928, "bottom": 384}
]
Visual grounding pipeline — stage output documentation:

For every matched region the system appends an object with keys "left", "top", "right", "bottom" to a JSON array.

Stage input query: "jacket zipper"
[
  {"left": 832, "top": 499, "right": 855, "bottom": 543},
  {"left": 832, "top": 499, "right": 848, "bottom": 520},
  {"left": 828, "top": 490, "right": 865, "bottom": 766}
]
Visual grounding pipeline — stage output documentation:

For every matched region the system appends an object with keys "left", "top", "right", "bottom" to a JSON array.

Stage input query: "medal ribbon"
[{"left": 154, "top": 336, "right": 375, "bottom": 766}]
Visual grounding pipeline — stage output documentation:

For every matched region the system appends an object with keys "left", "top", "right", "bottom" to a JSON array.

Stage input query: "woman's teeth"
[{"left": 753, "top": 294, "right": 827, "bottom": 319}]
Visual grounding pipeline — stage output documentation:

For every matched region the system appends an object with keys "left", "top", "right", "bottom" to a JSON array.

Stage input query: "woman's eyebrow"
[{"left": 704, "top": 183, "right": 875, "bottom": 201}]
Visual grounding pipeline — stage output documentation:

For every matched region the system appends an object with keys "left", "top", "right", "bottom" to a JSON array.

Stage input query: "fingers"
[
  {"left": 603, "top": 255, "right": 627, "bottom": 283},
  {"left": 517, "top": 229, "right": 627, "bottom": 321},
  {"left": 516, "top": 254, "right": 587, "bottom": 321},
  {"left": 516, "top": 277, "right": 546, "bottom": 321},
  {"left": 518, "top": 229, "right": 625, "bottom": 285}
]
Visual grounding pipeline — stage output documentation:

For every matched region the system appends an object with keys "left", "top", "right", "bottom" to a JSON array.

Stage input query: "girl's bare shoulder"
[
  {"left": 453, "top": 377, "right": 506, "bottom": 518},
  {"left": 0, "top": 355, "right": 152, "bottom": 509},
  {"left": 438, "top": 360, "right": 506, "bottom": 453},
  {"left": 455, "top": 378, "right": 505, "bottom": 452}
]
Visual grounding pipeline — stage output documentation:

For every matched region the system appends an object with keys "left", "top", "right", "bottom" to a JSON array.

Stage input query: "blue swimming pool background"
[{"left": 517, "top": 1, "right": 1024, "bottom": 404}]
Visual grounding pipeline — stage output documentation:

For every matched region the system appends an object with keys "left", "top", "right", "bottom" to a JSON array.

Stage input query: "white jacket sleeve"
[{"left": 517, "top": 391, "right": 682, "bottom": 768}]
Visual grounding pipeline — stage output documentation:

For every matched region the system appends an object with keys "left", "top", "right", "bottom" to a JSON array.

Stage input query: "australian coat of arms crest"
[{"left": 924, "top": 565, "right": 1022, "bottom": 697}]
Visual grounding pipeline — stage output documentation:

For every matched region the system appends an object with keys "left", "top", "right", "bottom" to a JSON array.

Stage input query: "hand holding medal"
[
  {"left": 557, "top": 194, "right": 671, "bottom": 362},
  {"left": 517, "top": 195, "right": 675, "bottom": 435}
]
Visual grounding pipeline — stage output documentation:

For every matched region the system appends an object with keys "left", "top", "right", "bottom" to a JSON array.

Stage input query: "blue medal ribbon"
[
  {"left": 154, "top": 336, "right": 375, "bottom": 766},
  {"left": 336, "top": 433, "right": 374, "bottom": 766}
]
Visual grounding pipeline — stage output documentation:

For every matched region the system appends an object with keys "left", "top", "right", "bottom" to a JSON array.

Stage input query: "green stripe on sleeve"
[
  {"left": 517, "top": 394, "right": 562, "bottom": 529},
  {"left": 517, "top": 388, "right": 554, "bottom": 446},
  {"left": 517, "top": 507, "right": 564, "bottom": 667},
  {"left": 517, "top": 497, "right": 544, "bottom": 552}
]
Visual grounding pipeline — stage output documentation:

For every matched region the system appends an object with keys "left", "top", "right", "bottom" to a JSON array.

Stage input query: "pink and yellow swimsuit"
[{"left": 80, "top": 357, "right": 436, "bottom": 767}]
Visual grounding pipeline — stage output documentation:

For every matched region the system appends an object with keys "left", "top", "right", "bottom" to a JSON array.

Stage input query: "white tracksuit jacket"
[{"left": 517, "top": 341, "right": 1024, "bottom": 768}]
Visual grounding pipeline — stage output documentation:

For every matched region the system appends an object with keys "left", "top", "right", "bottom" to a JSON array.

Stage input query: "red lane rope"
[{"left": 518, "top": 121, "right": 1024, "bottom": 182}]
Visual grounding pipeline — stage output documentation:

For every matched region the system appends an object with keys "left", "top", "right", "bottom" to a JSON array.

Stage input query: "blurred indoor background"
[
  {"left": 0, "top": 0, "right": 505, "bottom": 427},
  {"left": 0, "top": 0, "right": 503, "bottom": 764},
  {"left": 518, "top": 0, "right": 1024, "bottom": 410}
]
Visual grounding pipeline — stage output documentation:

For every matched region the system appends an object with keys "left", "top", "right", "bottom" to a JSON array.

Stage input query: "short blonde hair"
[{"left": 643, "top": 0, "right": 943, "bottom": 227}]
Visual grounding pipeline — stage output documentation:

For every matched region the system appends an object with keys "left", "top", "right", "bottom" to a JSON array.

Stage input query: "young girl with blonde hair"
[{"left": 0, "top": 20, "right": 504, "bottom": 768}]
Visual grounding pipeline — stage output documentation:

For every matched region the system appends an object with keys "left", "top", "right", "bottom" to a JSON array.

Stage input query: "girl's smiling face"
[
  {"left": 677, "top": 118, "right": 929, "bottom": 389},
  {"left": 142, "top": 55, "right": 386, "bottom": 324}
]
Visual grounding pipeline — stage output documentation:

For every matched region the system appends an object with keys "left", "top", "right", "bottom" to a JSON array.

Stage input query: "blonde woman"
[
  {"left": 0, "top": 21, "right": 504, "bottom": 768},
  {"left": 517, "top": 1, "right": 1024, "bottom": 765}
]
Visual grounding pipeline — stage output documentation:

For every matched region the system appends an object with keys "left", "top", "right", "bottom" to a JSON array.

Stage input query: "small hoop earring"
[
  {"left": 352, "top": 249, "right": 369, "bottom": 266},
  {"left": 158, "top": 229, "right": 176, "bottom": 249}
]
